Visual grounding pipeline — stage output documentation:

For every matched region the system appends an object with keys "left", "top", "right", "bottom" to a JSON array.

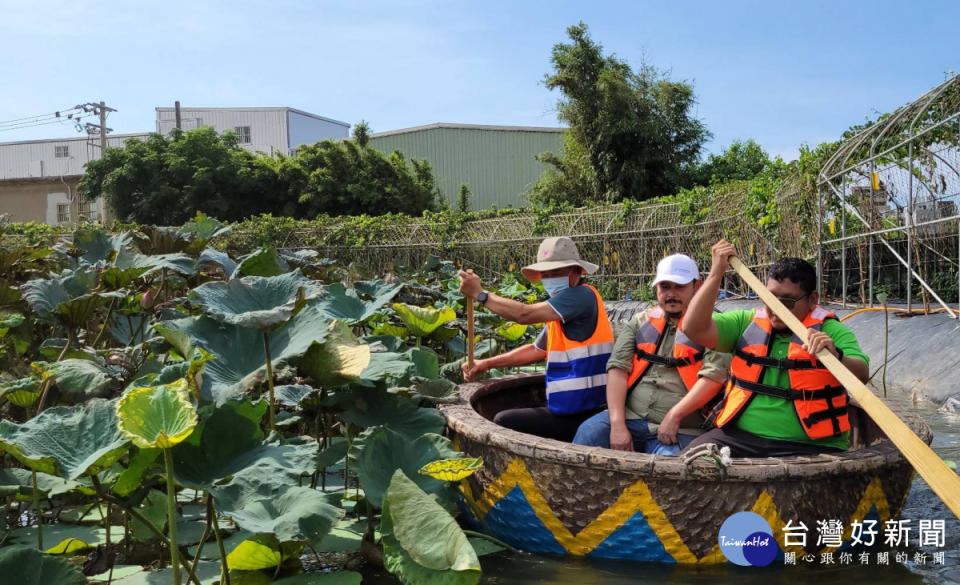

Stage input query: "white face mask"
[{"left": 541, "top": 276, "right": 570, "bottom": 297}]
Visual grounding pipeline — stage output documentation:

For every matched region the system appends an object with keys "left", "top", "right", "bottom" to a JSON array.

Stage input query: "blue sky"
[{"left": 1, "top": 0, "right": 958, "bottom": 159}]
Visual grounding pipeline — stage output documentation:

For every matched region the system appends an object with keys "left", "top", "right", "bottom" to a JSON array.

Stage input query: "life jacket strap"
[
  {"left": 635, "top": 348, "right": 705, "bottom": 369},
  {"left": 734, "top": 349, "right": 825, "bottom": 370}
]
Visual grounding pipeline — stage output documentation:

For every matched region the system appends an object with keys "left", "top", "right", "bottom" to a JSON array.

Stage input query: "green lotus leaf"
[
  {"left": 116, "top": 379, "right": 198, "bottom": 449},
  {"left": 0, "top": 311, "right": 24, "bottom": 331},
  {"left": 0, "top": 278, "right": 23, "bottom": 306},
  {"left": 226, "top": 535, "right": 285, "bottom": 571},
  {"left": 495, "top": 321, "right": 529, "bottom": 341},
  {"left": 373, "top": 323, "right": 409, "bottom": 338},
  {"left": 233, "top": 246, "right": 288, "bottom": 278},
  {"left": 130, "top": 489, "right": 168, "bottom": 541},
  {"left": 132, "top": 225, "right": 191, "bottom": 254},
  {"left": 0, "top": 545, "right": 89, "bottom": 585},
  {"left": 110, "top": 560, "right": 222, "bottom": 585},
  {"left": 21, "top": 267, "right": 126, "bottom": 327},
  {"left": 107, "top": 313, "right": 153, "bottom": 345},
  {"left": 153, "top": 322, "right": 193, "bottom": 360},
  {"left": 181, "top": 211, "right": 231, "bottom": 241},
  {"left": 392, "top": 303, "right": 456, "bottom": 337},
  {"left": 381, "top": 471, "right": 480, "bottom": 585},
  {"left": 9, "top": 523, "right": 124, "bottom": 554},
  {"left": 37, "top": 358, "right": 124, "bottom": 400},
  {"left": 173, "top": 400, "right": 315, "bottom": 491},
  {"left": 196, "top": 247, "right": 238, "bottom": 276},
  {"left": 362, "top": 334, "right": 407, "bottom": 352},
  {"left": 114, "top": 246, "right": 197, "bottom": 276},
  {"left": 347, "top": 427, "right": 459, "bottom": 507},
  {"left": 468, "top": 537, "right": 505, "bottom": 557},
  {"left": 61, "top": 227, "right": 137, "bottom": 266},
  {"left": 337, "top": 387, "right": 445, "bottom": 439},
  {"left": 110, "top": 447, "right": 160, "bottom": 497},
  {"left": 188, "top": 529, "right": 251, "bottom": 561},
  {"left": 0, "top": 468, "right": 87, "bottom": 499},
  {"left": 86, "top": 565, "right": 144, "bottom": 582},
  {"left": 315, "top": 281, "right": 399, "bottom": 325},
  {"left": 59, "top": 503, "right": 110, "bottom": 524},
  {"left": 300, "top": 320, "right": 371, "bottom": 387},
  {"left": 159, "top": 303, "right": 332, "bottom": 404},
  {"left": 38, "top": 339, "right": 98, "bottom": 361},
  {"left": 272, "top": 572, "right": 363, "bottom": 585},
  {"left": 430, "top": 325, "right": 460, "bottom": 343},
  {"left": 218, "top": 485, "right": 342, "bottom": 544},
  {"left": 274, "top": 384, "right": 314, "bottom": 407},
  {"left": 0, "top": 376, "right": 42, "bottom": 407},
  {"left": 100, "top": 265, "right": 152, "bottom": 290},
  {"left": 359, "top": 347, "right": 439, "bottom": 387},
  {"left": 0, "top": 398, "right": 128, "bottom": 480},
  {"left": 445, "top": 338, "right": 497, "bottom": 358},
  {"left": 409, "top": 376, "right": 460, "bottom": 404},
  {"left": 191, "top": 270, "right": 318, "bottom": 330},
  {"left": 317, "top": 439, "right": 349, "bottom": 470}
]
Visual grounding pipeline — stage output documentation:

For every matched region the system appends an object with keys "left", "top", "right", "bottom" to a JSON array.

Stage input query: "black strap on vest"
[
  {"left": 635, "top": 348, "right": 705, "bottom": 369},
  {"left": 734, "top": 349, "right": 826, "bottom": 370},
  {"left": 730, "top": 377, "right": 845, "bottom": 402}
]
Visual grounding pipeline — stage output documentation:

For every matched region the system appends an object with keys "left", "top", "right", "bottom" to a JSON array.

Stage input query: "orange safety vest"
[
  {"left": 625, "top": 306, "right": 705, "bottom": 392},
  {"left": 714, "top": 306, "right": 850, "bottom": 439},
  {"left": 545, "top": 284, "right": 615, "bottom": 415}
]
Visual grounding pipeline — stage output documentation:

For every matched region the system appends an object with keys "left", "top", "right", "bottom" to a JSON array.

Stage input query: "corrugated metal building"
[
  {"left": 155, "top": 107, "right": 349, "bottom": 155},
  {"left": 0, "top": 106, "right": 350, "bottom": 225},
  {"left": 369, "top": 123, "right": 565, "bottom": 210}
]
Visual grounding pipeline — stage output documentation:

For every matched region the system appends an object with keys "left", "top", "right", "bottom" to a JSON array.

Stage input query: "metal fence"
[{"left": 817, "top": 73, "right": 960, "bottom": 317}]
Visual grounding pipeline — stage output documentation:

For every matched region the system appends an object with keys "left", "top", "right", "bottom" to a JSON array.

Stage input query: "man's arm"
[
  {"left": 684, "top": 240, "right": 737, "bottom": 348},
  {"left": 804, "top": 328, "right": 869, "bottom": 382},
  {"left": 657, "top": 376, "right": 725, "bottom": 445},
  {"left": 458, "top": 270, "right": 559, "bottom": 325},
  {"left": 461, "top": 343, "right": 547, "bottom": 382},
  {"left": 606, "top": 368, "right": 634, "bottom": 451}
]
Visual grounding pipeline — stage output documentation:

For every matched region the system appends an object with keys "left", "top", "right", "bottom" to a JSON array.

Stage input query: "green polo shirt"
[{"left": 713, "top": 309, "right": 869, "bottom": 450}]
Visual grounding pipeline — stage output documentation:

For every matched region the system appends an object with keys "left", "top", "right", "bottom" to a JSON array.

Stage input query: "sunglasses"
[{"left": 769, "top": 293, "right": 810, "bottom": 310}]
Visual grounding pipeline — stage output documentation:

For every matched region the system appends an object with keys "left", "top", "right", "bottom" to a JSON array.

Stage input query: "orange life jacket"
[
  {"left": 714, "top": 306, "right": 850, "bottom": 439},
  {"left": 544, "top": 284, "right": 615, "bottom": 415},
  {"left": 625, "top": 306, "right": 705, "bottom": 392}
]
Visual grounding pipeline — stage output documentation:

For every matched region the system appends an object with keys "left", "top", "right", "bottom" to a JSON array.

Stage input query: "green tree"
[
  {"left": 533, "top": 22, "right": 710, "bottom": 205},
  {"left": 292, "top": 139, "right": 440, "bottom": 217},
  {"left": 80, "top": 126, "right": 441, "bottom": 222},
  {"left": 457, "top": 184, "right": 471, "bottom": 214},
  {"left": 80, "top": 127, "right": 269, "bottom": 225},
  {"left": 694, "top": 139, "right": 771, "bottom": 185}
]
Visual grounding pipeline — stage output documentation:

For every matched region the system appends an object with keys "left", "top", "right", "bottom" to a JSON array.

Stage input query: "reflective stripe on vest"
[
  {"left": 715, "top": 306, "right": 850, "bottom": 439},
  {"left": 625, "top": 306, "right": 706, "bottom": 392},
  {"left": 545, "top": 284, "right": 615, "bottom": 415}
]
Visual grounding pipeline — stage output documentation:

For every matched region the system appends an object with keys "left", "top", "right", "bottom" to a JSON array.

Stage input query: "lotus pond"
[{"left": 0, "top": 215, "right": 545, "bottom": 585}]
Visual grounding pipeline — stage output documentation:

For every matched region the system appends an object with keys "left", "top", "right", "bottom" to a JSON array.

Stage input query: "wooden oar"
[
  {"left": 729, "top": 256, "right": 960, "bottom": 520},
  {"left": 466, "top": 269, "right": 476, "bottom": 371}
]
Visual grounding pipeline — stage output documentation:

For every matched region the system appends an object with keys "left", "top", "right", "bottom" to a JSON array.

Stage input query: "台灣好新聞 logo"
[{"left": 718, "top": 511, "right": 778, "bottom": 567}]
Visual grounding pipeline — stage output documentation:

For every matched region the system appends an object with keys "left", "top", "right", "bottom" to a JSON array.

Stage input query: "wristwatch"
[{"left": 476, "top": 290, "right": 489, "bottom": 305}]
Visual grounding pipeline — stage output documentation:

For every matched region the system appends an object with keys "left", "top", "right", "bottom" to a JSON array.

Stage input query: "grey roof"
[
  {"left": 369, "top": 123, "right": 566, "bottom": 138},
  {"left": 154, "top": 106, "right": 350, "bottom": 128}
]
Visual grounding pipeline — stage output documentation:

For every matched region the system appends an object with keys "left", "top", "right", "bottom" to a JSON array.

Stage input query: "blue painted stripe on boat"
[
  {"left": 588, "top": 510, "right": 675, "bottom": 562},
  {"left": 483, "top": 485, "right": 566, "bottom": 555}
]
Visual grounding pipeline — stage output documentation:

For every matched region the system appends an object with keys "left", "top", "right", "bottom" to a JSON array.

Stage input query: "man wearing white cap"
[
  {"left": 572, "top": 254, "right": 731, "bottom": 454},
  {"left": 458, "top": 236, "right": 614, "bottom": 441}
]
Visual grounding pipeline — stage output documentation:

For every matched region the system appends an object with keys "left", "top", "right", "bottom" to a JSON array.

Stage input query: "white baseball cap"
[{"left": 652, "top": 254, "right": 699, "bottom": 286}]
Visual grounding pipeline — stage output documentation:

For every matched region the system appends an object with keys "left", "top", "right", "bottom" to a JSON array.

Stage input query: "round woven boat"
[{"left": 441, "top": 372, "right": 932, "bottom": 564}]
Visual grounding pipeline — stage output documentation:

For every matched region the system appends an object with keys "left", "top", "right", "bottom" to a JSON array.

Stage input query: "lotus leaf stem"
[
  {"left": 36, "top": 336, "right": 72, "bottom": 413},
  {"left": 461, "top": 529, "right": 521, "bottom": 553},
  {"left": 263, "top": 331, "right": 275, "bottom": 431},
  {"left": 163, "top": 448, "right": 181, "bottom": 585},
  {"left": 31, "top": 470, "right": 42, "bottom": 550},
  {"left": 192, "top": 494, "right": 214, "bottom": 567},
  {"left": 92, "top": 297, "right": 117, "bottom": 348},
  {"left": 211, "top": 501, "right": 231, "bottom": 585}
]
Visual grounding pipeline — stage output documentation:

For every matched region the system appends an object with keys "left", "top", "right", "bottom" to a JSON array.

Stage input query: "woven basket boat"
[{"left": 442, "top": 372, "right": 932, "bottom": 564}]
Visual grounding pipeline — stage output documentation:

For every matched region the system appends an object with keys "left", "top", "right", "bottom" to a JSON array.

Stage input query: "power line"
[
  {"left": 0, "top": 113, "right": 97, "bottom": 133},
  {"left": 0, "top": 105, "right": 86, "bottom": 129}
]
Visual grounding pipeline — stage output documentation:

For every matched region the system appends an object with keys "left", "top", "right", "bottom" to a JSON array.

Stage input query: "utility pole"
[
  {"left": 175, "top": 101, "right": 181, "bottom": 130},
  {"left": 78, "top": 101, "right": 116, "bottom": 223}
]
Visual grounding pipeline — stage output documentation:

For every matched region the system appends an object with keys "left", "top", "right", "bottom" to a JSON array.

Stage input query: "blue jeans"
[{"left": 572, "top": 410, "right": 696, "bottom": 456}]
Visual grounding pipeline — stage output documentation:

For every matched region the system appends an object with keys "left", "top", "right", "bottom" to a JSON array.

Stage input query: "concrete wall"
[{"left": 0, "top": 178, "right": 99, "bottom": 224}]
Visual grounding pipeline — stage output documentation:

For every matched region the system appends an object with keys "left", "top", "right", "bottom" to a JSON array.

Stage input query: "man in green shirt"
[
  {"left": 572, "top": 254, "right": 730, "bottom": 454},
  {"left": 678, "top": 240, "right": 869, "bottom": 457}
]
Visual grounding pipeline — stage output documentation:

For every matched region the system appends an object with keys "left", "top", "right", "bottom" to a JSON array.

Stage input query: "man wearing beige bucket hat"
[{"left": 458, "top": 236, "right": 614, "bottom": 441}]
